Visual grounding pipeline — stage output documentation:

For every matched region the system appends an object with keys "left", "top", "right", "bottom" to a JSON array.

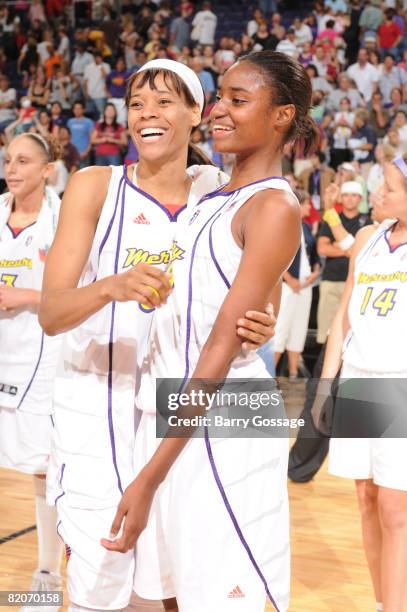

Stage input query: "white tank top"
[
  {"left": 343, "top": 219, "right": 407, "bottom": 373},
  {"left": 0, "top": 207, "right": 61, "bottom": 414},
  {"left": 136, "top": 176, "right": 297, "bottom": 412}
]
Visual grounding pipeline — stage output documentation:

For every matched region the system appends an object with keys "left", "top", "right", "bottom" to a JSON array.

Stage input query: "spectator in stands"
[
  {"left": 71, "top": 41, "right": 94, "bottom": 91},
  {"left": 393, "top": 108, "right": 407, "bottom": 145},
  {"left": 326, "top": 72, "right": 364, "bottom": 110},
  {"left": 246, "top": 8, "right": 264, "bottom": 38},
  {"left": 274, "top": 190, "right": 321, "bottom": 380},
  {"left": 34, "top": 108, "right": 52, "bottom": 138},
  {"left": 359, "top": 0, "right": 383, "bottom": 33},
  {"left": 57, "top": 25, "right": 70, "bottom": 65},
  {"left": 330, "top": 96, "right": 355, "bottom": 169},
  {"left": 349, "top": 49, "right": 380, "bottom": 103},
  {"left": 67, "top": 101, "right": 94, "bottom": 168},
  {"left": 384, "top": 125, "right": 406, "bottom": 155},
  {"left": 252, "top": 20, "right": 278, "bottom": 51},
  {"left": 349, "top": 108, "right": 377, "bottom": 178},
  {"left": 366, "top": 142, "right": 395, "bottom": 195},
  {"left": 50, "top": 101, "right": 66, "bottom": 134},
  {"left": 306, "top": 64, "right": 332, "bottom": 95},
  {"left": 378, "top": 8, "right": 402, "bottom": 59},
  {"left": 18, "top": 35, "right": 40, "bottom": 74},
  {"left": 28, "top": 68, "right": 50, "bottom": 109},
  {"left": 28, "top": 0, "right": 46, "bottom": 26},
  {"left": 106, "top": 56, "right": 130, "bottom": 126},
  {"left": 191, "top": 1, "right": 217, "bottom": 46},
  {"left": 90, "top": 102, "right": 127, "bottom": 166},
  {"left": 58, "top": 125, "right": 80, "bottom": 175},
  {"left": 317, "top": 19, "right": 340, "bottom": 46},
  {"left": 276, "top": 28, "right": 299, "bottom": 59},
  {"left": 44, "top": 41, "right": 63, "bottom": 80},
  {"left": 316, "top": 180, "right": 372, "bottom": 344},
  {"left": 325, "top": 0, "right": 348, "bottom": 14},
  {"left": 298, "top": 151, "right": 335, "bottom": 211},
  {"left": 379, "top": 53, "right": 406, "bottom": 104},
  {"left": 48, "top": 64, "right": 73, "bottom": 111},
  {"left": 83, "top": 50, "right": 110, "bottom": 120},
  {"left": 4, "top": 96, "right": 36, "bottom": 143},
  {"left": 299, "top": 41, "right": 313, "bottom": 66},
  {"left": 368, "top": 90, "right": 390, "bottom": 138},
  {"left": 170, "top": 5, "right": 191, "bottom": 53},
  {"left": 385, "top": 86, "right": 407, "bottom": 117},
  {"left": 270, "top": 12, "right": 285, "bottom": 41},
  {"left": 292, "top": 17, "right": 313, "bottom": 49},
  {"left": 190, "top": 56, "right": 215, "bottom": 104},
  {"left": 0, "top": 75, "right": 17, "bottom": 133},
  {"left": 37, "top": 29, "right": 53, "bottom": 66}
]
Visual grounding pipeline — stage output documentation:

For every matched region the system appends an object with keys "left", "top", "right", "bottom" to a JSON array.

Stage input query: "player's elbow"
[{"left": 38, "top": 299, "right": 61, "bottom": 336}]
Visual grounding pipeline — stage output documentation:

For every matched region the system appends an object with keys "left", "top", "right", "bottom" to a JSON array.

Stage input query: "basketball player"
[
  {"left": 0, "top": 134, "right": 63, "bottom": 611},
  {"left": 39, "top": 60, "right": 276, "bottom": 612},
  {"left": 102, "top": 51, "right": 319, "bottom": 612},
  {"left": 314, "top": 156, "right": 407, "bottom": 612}
]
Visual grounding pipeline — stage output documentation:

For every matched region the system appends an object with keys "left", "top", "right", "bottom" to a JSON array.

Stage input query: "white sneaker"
[{"left": 20, "top": 570, "right": 62, "bottom": 612}]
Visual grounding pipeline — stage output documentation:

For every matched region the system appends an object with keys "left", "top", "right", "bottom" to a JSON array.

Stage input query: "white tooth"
[{"left": 141, "top": 127, "right": 165, "bottom": 136}]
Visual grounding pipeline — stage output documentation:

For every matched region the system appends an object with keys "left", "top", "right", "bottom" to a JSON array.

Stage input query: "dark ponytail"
[
  {"left": 187, "top": 142, "right": 214, "bottom": 167},
  {"left": 240, "top": 50, "right": 320, "bottom": 156}
]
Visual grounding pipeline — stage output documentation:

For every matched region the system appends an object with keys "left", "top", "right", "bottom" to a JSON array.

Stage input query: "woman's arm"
[
  {"left": 90, "top": 128, "right": 106, "bottom": 145},
  {"left": 39, "top": 167, "right": 172, "bottom": 335},
  {"left": 102, "top": 189, "right": 301, "bottom": 552}
]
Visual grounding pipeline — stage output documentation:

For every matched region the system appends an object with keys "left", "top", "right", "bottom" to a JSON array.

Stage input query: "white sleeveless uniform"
[
  {"left": 133, "top": 178, "right": 295, "bottom": 612},
  {"left": 329, "top": 220, "right": 407, "bottom": 490},
  {"left": 0, "top": 197, "right": 62, "bottom": 474},
  {"left": 49, "top": 164, "right": 227, "bottom": 610}
]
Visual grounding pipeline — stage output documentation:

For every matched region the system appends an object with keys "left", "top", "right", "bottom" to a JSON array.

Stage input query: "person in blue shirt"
[{"left": 67, "top": 101, "right": 94, "bottom": 168}]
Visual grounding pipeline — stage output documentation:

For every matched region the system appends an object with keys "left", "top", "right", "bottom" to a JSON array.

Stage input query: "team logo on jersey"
[
  {"left": 122, "top": 240, "right": 185, "bottom": 269},
  {"left": 25, "top": 235, "right": 33, "bottom": 246},
  {"left": 133, "top": 212, "right": 150, "bottom": 225},
  {"left": 0, "top": 258, "right": 32, "bottom": 269},
  {"left": 227, "top": 586, "right": 245, "bottom": 598},
  {"left": 38, "top": 246, "right": 49, "bottom": 263}
]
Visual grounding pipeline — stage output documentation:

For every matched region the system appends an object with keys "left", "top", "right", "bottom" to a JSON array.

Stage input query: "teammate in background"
[
  {"left": 314, "top": 156, "right": 407, "bottom": 612},
  {"left": 0, "top": 134, "right": 63, "bottom": 612},
  {"left": 39, "top": 59, "right": 276, "bottom": 612},
  {"left": 102, "top": 51, "right": 318, "bottom": 612}
]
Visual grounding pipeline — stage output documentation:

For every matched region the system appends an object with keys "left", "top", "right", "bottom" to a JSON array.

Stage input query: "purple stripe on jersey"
[
  {"left": 204, "top": 427, "right": 280, "bottom": 612},
  {"left": 5, "top": 221, "right": 37, "bottom": 240},
  {"left": 122, "top": 165, "right": 182, "bottom": 223},
  {"left": 208, "top": 218, "right": 231, "bottom": 289},
  {"left": 54, "top": 463, "right": 66, "bottom": 505},
  {"left": 16, "top": 332, "right": 44, "bottom": 411},
  {"left": 200, "top": 175, "right": 289, "bottom": 202},
  {"left": 107, "top": 178, "right": 127, "bottom": 495},
  {"left": 98, "top": 176, "right": 124, "bottom": 257},
  {"left": 385, "top": 225, "right": 407, "bottom": 253},
  {"left": 179, "top": 193, "right": 237, "bottom": 389}
]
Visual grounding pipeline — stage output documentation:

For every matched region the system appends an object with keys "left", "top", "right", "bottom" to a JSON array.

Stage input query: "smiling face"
[
  {"left": 210, "top": 61, "right": 294, "bottom": 157},
  {"left": 4, "top": 136, "right": 53, "bottom": 198},
  {"left": 127, "top": 71, "right": 201, "bottom": 164}
]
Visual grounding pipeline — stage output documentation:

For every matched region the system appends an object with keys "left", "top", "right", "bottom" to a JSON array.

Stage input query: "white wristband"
[{"left": 338, "top": 234, "right": 355, "bottom": 251}]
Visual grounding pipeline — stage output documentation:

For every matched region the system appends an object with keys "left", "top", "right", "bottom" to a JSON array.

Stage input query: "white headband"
[{"left": 136, "top": 59, "right": 205, "bottom": 112}]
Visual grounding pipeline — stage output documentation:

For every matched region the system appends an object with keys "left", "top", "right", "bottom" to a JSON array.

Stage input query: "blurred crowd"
[{"left": 0, "top": 0, "right": 405, "bottom": 374}]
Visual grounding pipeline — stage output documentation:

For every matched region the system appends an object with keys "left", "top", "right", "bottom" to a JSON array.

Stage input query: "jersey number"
[
  {"left": 360, "top": 287, "right": 397, "bottom": 317},
  {"left": 0, "top": 274, "right": 17, "bottom": 287}
]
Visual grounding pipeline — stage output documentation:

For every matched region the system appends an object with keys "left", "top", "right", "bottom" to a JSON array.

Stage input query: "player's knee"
[
  {"left": 355, "top": 480, "right": 378, "bottom": 517},
  {"left": 378, "top": 494, "right": 407, "bottom": 532}
]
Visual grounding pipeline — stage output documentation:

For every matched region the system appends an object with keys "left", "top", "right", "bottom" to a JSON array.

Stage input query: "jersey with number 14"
[{"left": 343, "top": 220, "right": 407, "bottom": 373}]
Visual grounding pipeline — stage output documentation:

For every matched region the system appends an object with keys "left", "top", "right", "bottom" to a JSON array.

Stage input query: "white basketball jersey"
[
  {"left": 51, "top": 164, "right": 225, "bottom": 507},
  {"left": 343, "top": 220, "right": 407, "bottom": 373},
  {"left": 136, "top": 176, "right": 297, "bottom": 413},
  {"left": 0, "top": 210, "right": 61, "bottom": 414}
]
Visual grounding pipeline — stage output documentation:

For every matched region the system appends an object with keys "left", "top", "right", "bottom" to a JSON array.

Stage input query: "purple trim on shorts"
[
  {"left": 107, "top": 178, "right": 127, "bottom": 495},
  {"left": 208, "top": 218, "right": 231, "bottom": 289},
  {"left": 179, "top": 194, "right": 236, "bottom": 389},
  {"left": 122, "top": 165, "right": 183, "bottom": 223},
  {"left": 54, "top": 463, "right": 66, "bottom": 505},
  {"left": 98, "top": 175, "right": 124, "bottom": 257},
  {"left": 200, "top": 176, "right": 288, "bottom": 202},
  {"left": 204, "top": 428, "right": 280, "bottom": 612},
  {"left": 16, "top": 333, "right": 44, "bottom": 410}
]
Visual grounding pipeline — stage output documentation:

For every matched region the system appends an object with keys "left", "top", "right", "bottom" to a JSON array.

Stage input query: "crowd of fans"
[{"left": 0, "top": 0, "right": 406, "bottom": 375}]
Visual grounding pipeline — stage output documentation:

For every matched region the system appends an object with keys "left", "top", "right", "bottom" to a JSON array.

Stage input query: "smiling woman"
[{"left": 0, "top": 133, "right": 64, "bottom": 609}]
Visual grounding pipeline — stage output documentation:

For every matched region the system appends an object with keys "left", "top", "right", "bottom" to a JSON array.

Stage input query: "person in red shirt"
[
  {"left": 378, "top": 9, "right": 402, "bottom": 59},
  {"left": 90, "top": 102, "right": 127, "bottom": 165}
]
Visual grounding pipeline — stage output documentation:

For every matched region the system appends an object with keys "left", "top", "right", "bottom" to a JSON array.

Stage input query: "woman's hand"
[
  {"left": 101, "top": 472, "right": 157, "bottom": 553},
  {"left": 323, "top": 182, "right": 340, "bottom": 210},
  {"left": 236, "top": 303, "right": 277, "bottom": 350},
  {"left": 101, "top": 262, "right": 173, "bottom": 309},
  {"left": 0, "top": 286, "right": 40, "bottom": 311}
]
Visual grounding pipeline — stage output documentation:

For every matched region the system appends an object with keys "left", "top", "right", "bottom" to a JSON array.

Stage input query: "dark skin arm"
[{"left": 101, "top": 188, "right": 301, "bottom": 553}]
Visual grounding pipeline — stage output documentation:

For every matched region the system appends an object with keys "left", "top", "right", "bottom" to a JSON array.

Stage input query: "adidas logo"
[
  {"left": 133, "top": 213, "right": 150, "bottom": 225},
  {"left": 227, "top": 586, "right": 245, "bottom": 599}
]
